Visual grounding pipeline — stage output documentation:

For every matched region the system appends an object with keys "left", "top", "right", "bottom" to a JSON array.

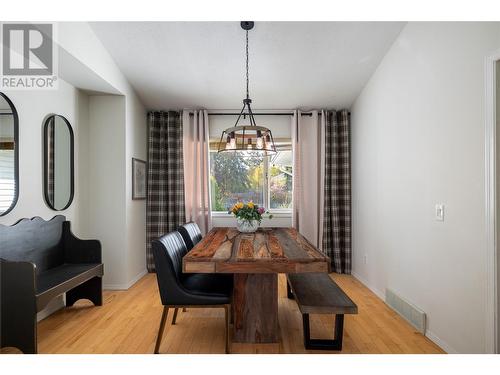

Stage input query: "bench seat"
[
  {"left": 287, "top": 272, "right": 358, "bottom": 351},
  {"left": 36, "top": 263, "right": 104, "bottom": 310}
]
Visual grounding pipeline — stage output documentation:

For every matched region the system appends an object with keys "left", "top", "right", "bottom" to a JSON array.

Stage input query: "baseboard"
[
  {"left": 351, "top": 271, "right": 386, "bottom": 300},
  {"left": 425, "top": 329, "right": 458, "bottom": 354},
  {"left": 103, "top": 269, "right": 148, "bottom": 290},
  {"left": 351, "top": 270, "right": 457, "bottom": 354}
]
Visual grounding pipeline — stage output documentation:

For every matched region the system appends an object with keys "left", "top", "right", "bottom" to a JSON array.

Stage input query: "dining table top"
[{"left": 182, "top": 227, "right": 330, "bottom": 274}]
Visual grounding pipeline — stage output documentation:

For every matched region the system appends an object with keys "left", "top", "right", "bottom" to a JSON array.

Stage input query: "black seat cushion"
[
  {"left": 181, "top": 273, "right": 233, "bottom": 297},
  {"left": 178, "top": 222, "right": 202, "bottom": 250}
]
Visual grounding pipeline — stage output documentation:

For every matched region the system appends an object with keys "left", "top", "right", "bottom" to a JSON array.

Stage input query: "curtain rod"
[{"left": 187, "top": 111, "right": 350, "bottom": 117}]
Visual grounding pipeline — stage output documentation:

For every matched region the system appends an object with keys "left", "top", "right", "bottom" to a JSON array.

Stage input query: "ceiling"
[{"left": 90, "top": 22, "right": 405, "bottom": 110}]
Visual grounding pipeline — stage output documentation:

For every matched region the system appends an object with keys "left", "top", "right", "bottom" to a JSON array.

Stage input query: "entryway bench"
[{"left": 0, "top": 216, "right": 103, "bottom": 354}]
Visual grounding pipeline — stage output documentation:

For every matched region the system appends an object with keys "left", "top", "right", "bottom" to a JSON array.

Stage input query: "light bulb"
[
  {"left": 256, "top": 130, "right": 263, "bottom": 149},
  {"left": 256, "top": 138, "right": 264, "bottom": 149},
  {"left": 265, "top": 134, "right": 273, "bottom": 150},
  {"left": 229, "top": 132, "right": 236, "bottom": 149}
]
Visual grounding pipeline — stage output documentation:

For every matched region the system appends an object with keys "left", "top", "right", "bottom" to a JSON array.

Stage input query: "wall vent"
[{"left": 385, "top": 289, "right": 426, "bottom": 334}]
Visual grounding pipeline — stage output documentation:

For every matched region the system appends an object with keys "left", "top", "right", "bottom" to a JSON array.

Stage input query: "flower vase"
[{"left": 236, "top": 218, "right": 259, "bottom": 233}]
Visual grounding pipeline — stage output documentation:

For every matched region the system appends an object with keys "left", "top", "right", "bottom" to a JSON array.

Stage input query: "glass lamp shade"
[{"left": 218, "top": 125, "right": 276, "bottom": 155}]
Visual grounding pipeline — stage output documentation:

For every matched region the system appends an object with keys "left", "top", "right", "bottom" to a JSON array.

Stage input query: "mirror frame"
[
  {"left": 0, "top": 92, "right": 19, "bottom": 217},
  {"left": 43, "top": 114, "right": 75, "bottom": 211}
]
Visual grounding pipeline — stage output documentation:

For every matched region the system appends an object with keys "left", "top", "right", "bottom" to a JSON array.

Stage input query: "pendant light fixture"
[{"left": 217, "top": 21, "right": 277, "bottom": 155}]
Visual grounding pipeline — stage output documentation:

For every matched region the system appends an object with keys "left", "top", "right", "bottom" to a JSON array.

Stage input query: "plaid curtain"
[
  {"left": 146, "top": 111, "right": 186, "bottom": 272},
  {"left": 323, "top": 110, "right": 351, "bottom": 274}
]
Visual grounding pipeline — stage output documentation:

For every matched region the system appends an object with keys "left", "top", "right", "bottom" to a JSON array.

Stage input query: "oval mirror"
[
  {"left": 43, "top": 115, "right": 74, "bottom": 211},
  {"left": 0, "top": 92, "right": 19, "bottom": 216}
]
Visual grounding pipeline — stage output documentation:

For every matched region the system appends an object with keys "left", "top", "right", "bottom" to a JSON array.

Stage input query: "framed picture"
[{"left": 132, "top": 158, "right": 146, "bottom": 200}]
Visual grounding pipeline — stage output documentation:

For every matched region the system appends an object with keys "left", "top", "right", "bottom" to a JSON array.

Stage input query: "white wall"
[
  {"left": 208, "top": 113, "right": 292, "bottom": 140},
  {"left": 0, "top": 82, "right": 91, "bottom": 321},
  {"left": 87, "top": 95, "right": 127, "bottom": 288},
  {"left": 351, "top": 22, "right": 500, "bottom": 353},
  {"left": 0, "top": 80, "right": 89, "bottom": 234},
  {"left": 1, "top": 22, "right": 148, "bottom": 296},
  {"left": 125, "top": 94, "right": 147, "bottom": 285},
  {"left": 58, "top": 22, "right": 148, "bottom": 289}
]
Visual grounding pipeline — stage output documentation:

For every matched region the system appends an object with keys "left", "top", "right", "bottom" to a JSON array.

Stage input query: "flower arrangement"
[{"left": 229, "top": 201, "right": 272, "bottom": 232}]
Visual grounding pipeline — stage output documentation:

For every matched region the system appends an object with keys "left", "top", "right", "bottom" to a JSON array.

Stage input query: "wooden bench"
[
  {"left": 0, "top": 216, "right": 103, "bottom": 354},
  {"left": 287, "top": 273, "right": 357, "bottom": 350}
]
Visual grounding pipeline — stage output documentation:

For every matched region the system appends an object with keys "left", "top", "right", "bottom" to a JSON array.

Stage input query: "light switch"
[{"left": 435, "top": 204, "right": 444, "bottom": 221}]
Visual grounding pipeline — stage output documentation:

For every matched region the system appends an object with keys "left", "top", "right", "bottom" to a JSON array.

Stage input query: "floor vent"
[{"left": 385, "top": 289, "right": 426, "bottom": 334}]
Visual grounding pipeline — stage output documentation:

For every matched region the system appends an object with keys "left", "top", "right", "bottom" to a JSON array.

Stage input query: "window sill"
[{"left": 211, "top": 211, "right": 292, "bottom": 218}]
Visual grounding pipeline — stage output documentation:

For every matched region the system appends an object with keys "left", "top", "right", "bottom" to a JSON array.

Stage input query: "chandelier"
[{"left": 217, "top": 21, "right": 276, "bottom": 155}]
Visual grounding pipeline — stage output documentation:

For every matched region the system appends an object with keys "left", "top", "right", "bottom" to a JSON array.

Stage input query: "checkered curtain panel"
[
  {"left": 146, "top": 111, "right": 186, "bottom": 272},
  {"left": 323, "top": 110, "right": 351, "bottom": 274}
]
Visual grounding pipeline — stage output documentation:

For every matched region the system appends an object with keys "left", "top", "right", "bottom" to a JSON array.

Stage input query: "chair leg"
[
  {"left": 224, "top": 304, "right": 230, "bottom": 354},
  {"left": 182, "top": 308, "right": 187, "bottom": 312},
  {"left": 154, "top": 307, "right": 169, "bottom": 354},
  {"left": 172, "top": 308, "right": 179, "bottom": 325}
]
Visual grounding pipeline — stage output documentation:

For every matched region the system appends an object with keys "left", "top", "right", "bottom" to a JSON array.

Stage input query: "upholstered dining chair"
[
  {"left": 176, "top": 222, "right": 203, "bottom": 315},
  {"left": 177, "top": 222, "right": 203, "bottom": 250},
  {"left": 151, "top": 230, "right": 232, "bottom": 354},
  {"left": 177, "top": 222, "right": 233, "bottom": 320}
]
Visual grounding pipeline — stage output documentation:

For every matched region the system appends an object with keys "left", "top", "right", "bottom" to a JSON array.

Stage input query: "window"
[
  {"left": 268, "top": 150, "right": 293, "bottom": 210},
  {"left": 209, "top": 147, "right": 293, "bottom": 213},
  {"left": 0, "top": 147, "right": 15, "bottom": 213}
]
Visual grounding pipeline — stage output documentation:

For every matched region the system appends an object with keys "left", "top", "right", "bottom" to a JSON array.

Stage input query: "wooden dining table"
[{"left": 182, "top": 227, "right": 330, "bottom": 345}]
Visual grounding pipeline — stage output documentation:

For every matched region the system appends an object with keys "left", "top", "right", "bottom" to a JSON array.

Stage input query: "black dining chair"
[
  {"left": 177, "top": 222, "right": 203, "bottom": 250},
  {"left": 176, "top": 222, "right": 203, "bottom": 314},
  {"left": 152, "top": 230, "right": 232, "bottom": 354}
]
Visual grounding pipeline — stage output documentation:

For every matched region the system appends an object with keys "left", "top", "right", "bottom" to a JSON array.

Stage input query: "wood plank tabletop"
[{"left": 183, "top": 227, "right": 330, "bottom": 274}]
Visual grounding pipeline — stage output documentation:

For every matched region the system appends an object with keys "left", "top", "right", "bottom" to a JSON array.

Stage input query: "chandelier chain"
[{"left": 246, "top": 30, "right": 249, "bottom": 100}]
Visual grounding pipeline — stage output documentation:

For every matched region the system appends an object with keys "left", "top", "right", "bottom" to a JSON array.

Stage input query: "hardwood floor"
[{"left": 31, "top": 273, "right": 444, "bottom": 354}]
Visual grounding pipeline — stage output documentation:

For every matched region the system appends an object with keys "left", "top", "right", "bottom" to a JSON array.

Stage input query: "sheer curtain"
[
  {"left": 182, "top": 110, "right": 211, "bottom": 235},
  {"left": 291, "top": 110, "right": 325, "bottom": 250}
]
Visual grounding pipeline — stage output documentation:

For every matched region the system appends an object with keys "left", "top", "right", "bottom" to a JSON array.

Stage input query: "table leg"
[{"left": 232, "top": 273, "right": 278, "bottom": 343}]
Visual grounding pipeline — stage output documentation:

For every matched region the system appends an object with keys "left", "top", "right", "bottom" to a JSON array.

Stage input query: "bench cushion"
[
  {"left": 35, "top": 263, "right": 104, "bottom": 311},
  {"left": 287, "top": 273, "right": 357, "bottom": 315}
]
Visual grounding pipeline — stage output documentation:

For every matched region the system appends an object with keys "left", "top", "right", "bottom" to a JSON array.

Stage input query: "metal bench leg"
[{"left": 302, "top": 313, "right": 344, "bottom": 351}]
